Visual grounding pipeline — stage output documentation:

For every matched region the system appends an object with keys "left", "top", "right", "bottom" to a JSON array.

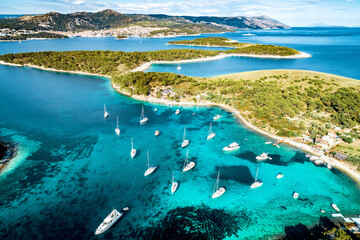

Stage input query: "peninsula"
[
  {"left": 0, "top": 9, "right": 289, "bottom": 39},
  {"left": 0, "top": 41, "right": 359, "bottom": 181}
]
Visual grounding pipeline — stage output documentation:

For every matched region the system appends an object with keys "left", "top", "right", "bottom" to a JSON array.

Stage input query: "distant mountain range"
[{"left": 0, "top": 9, "right": 289, "bottom": 33}]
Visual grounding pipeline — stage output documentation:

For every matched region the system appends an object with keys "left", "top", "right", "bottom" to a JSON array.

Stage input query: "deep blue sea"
[{"left": 0, "top": 28, "right": 359, "bottom": 240}]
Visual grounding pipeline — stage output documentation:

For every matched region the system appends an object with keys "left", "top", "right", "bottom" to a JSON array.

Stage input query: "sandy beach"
[{"left": 132, "top": 52, "right": 311, "bottom": 72}]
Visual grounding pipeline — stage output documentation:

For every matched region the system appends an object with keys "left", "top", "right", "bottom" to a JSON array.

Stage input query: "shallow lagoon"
[{"left": 0, "top": 28, "right": 360, "bottom": 239}]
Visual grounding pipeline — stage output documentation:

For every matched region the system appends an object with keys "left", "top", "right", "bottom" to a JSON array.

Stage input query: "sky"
[{"left": 1, "top": 0, "right": 360, "bottom": 27}]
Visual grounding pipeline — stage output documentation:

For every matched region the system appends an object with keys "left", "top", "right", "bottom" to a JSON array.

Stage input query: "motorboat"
[
  {"left": 95, "top": 209, "right": 122, "bottom": 235},
  {"left": 293, "top": 192, "right": 299, "bottom": 199},
  {"left": 276, "top": 172, "right": 284, "bottom": 179},
  {"left": 155, "top": 130, "right": 160, "bottom": 136},
  {"left": 223, "top": 142, "right": 240, "bottom": 151},
  {"left": 256, "top": 153, "right": 272, "bottom": 161},
  {"left": 175, "top": 109, "right": 180, "bottom": 115},
  {"left": 213, "top": 114, "right": 222, "bottom": 121},
  {"left": 332, "top": 203, "right": 340, "bottom": 212}
]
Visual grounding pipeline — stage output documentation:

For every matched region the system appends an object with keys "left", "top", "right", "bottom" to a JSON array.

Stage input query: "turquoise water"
[
  {"left": 1, "top": 28, "right": 359, "bottom": 79},
  {"left": 0, "top": 28, "right": 360, "bottom": 239}
]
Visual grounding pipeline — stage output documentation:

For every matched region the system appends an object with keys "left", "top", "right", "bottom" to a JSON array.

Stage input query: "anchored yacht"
[
  {"left": 95, "top": 209, "right": 122, "bottom": 235},
  {"left": 223, "top": 142, "right": 240, "bottom": 151},
  {"left": 212, "top": 172, "right": 226, "bottom": 198},
  {"left": 104, "top": 104, "right": 109, "bottom": 119},
  {"left": 256, "top": 153, "right": 272, "bottom": 161},
  {"left": 250, "top": 167, "right": 263, "bottom": 189}
]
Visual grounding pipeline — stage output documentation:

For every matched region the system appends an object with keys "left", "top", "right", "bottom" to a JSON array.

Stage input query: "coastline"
[
  {"left": 0, "top": 141, "right": 15, "bottom": 172},
  {"left": 0, "top": 60, "right": 358, "bottom": 185},
  {"left": 113, "top": 84, "right": 360, "bottom": 185},
  {"left": 131, "top": 52, "right": 311, "bottom": 72}
]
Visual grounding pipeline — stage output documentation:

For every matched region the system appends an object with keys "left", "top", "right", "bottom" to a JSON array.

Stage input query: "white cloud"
[{"left": 73, "top": 0, "right": 85, "bottom": 5}]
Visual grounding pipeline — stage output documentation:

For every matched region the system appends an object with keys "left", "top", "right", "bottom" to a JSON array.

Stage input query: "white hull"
[
  {"left": 183, "top": 162, "right": 195, "bottom": 172},
  {"left": 276, "top": 173, "right": 284, "bottom": 179},
  {"left": 140, "top": 117, "right": 148, "bottom": 125},
  {"left": 207, "top": 133, "right": 216, "bottom": 140},
  {"left": 332, "top": 204, "right": 340, "bottom": 212},
  {"left": 212, "top": 187, "right": 225, "bottom": 198},
  {"left": 309, "top": 155, "right": 319, "bottom": 161},
  {"left": 182, "top": 139, "right": 190, "bottom": 148},
  {"left": 171, "top": 182, "right": 178, "bottom": 194},
  {"left": 177, "top": 66, "right": 181, "bottom": 70},
  {"left": 131, "top": 149, "right": 136, "bottom": 158},
  {"left": 327, "top": 163, "right": 332, "bottom": 169},
  {"left": 250, "top": 180, "right": 263, "bottom": 189},
  {"left": 314, "top": 159, "right": 324, "bottom": 165},
  {"left": 144, "top": 166, "right": 157, "bottom": 176},
  {"left": 115, "top": 128, "right": 120, "bottom": 136},
  {"left": 265, "top": 142, "right": 272, "bottom": 144},
  {"left": 213, "top": 115, "right": 222, "bottom": 121},
  {"left": 155, "top": 130, "right": 160, "bottom": 136},
  {"left": 104, "top": 112, "right": 109, "bottom": 119},
  {"left": 95, "top": 209, "right": 122, "bottom": 235},
  {"left": 175, "top": 109, "right": 180, "bottom": 115},
  {"left": 293, "top": 192, "right": 299, "bottom": 199},
  {"left": 223, "top": 146, "right": 240, "bottom": 152}
]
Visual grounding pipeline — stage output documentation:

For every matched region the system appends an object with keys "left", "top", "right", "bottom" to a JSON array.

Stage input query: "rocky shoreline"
[{"left": 0, "top": 141, "right": 15, "bottom": 172}]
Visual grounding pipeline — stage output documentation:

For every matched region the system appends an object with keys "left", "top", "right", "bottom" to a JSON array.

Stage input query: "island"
[
  {"left": 0, "top": 44, "right": 358, "bottom": 181},
  {"left": 0, "top": 32, "right": 68, "bottom": 41}
]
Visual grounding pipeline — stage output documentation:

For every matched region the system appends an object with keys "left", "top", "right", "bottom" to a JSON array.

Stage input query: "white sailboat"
[
  {"left": 213, "top": 114, "right": 222, "bottom": 121},
  {"left": 250, "top": 167, "right": 263, "bottom": 189},
  {"left": 175, "top": 108, "right": 180, "bottom": 115},
  {"left": 276, "top": 172, "right": 284, "bottom": 179},
  {"left": 182, "top": 149, "right": 195, "bottom": 172},
  {"left": 207, "top": 121, "right": 216, "bottom": 140},
  {"left": 144, "top": 150, "right": 157, "bottom": 176},
  {"left": 130, "top": 138, "right": 136, "bottom": 159},
  {"left": 177, "top": 65, "right": 181, "bottom": 70},
  {"left": 171, "top": 171, "right": 178, "bottom": 194},
  {"left": 181, "top": 127, "right": 190, "bottom": 148},
  {"left": 104, "top": 103, "right": 109, "bottom": 119},
  {"left": 140, "top": 106, "right": 148, "bottom": 125},
  {"left": 115, "top": 116, "right": 120, "bottom": 136},
  {"left": 212, "top": 172, "right": 226, "bottom": 198}
]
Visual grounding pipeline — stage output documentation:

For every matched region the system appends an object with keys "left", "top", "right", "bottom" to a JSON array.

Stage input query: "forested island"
[
  {"left": 0, "top": 32, "right": 68, "bottom": 41},
  {"left": 169, "top": 37, "right": 300, "bottom": 56},
  {"left": 0, "top": 44, "right": 359, "bottom": 172}
]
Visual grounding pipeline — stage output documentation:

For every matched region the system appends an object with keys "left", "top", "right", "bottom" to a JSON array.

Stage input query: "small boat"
[
  {"left": 213, "top": 115, "right": 222, "bottom": 121},
  {"left": 177, "top": 65, "right": 181, "bottom": 70},
  {"left": 154, "top": 108, "right": 158, "bottom": 112},
  {"left": 223, "top": 142, "right": 240, "bottom": 151},
  {"left": 331, "top": 203, "right": 340, "bottom": 212},
  {"left": 115, "top": 116, "right": 120, "bottom": 136},
  {"left": 327, "top": 163, "right": 332, "bottom": 169},
  {"left": 212, "top": 171, "right": 226, "bottom": 198},
  {"left": 256, "top": 153, "right": 272, "bottom": 161},
  {"left": 265, "top": 142, "right": 272, "bottom": 144},
  {"left": 242, "top": 33, "right": 255, "bottom": 36},
  {"left": 140, "top": 106, "right": 149, "bottom": 125},
  {"left": 181, "top": 127, "right": 190, "bottom": 148},
  {"left": 276, "top": 172, "right": 284, "bottom": 179},
  {"left": 320, "top": 209, "right": 325, "bottom": 213},
  {"left": 276, "top": 145, "right": 280, "bottom": 148},
  {"left": 144, "top": 150, "right": 157, "bottom": 176},
  {"left": 104, "top": 103, "right": 109, "bottom": 119},
  {"left": 95, "top": 209, "right": 122, "bottom": 235},
  {"left": 305, "top": 154, "right": 311, "bottom": 158},
  {"left": 250, "top": 167, "right": 263, "bottom": 189},
  {"left": 155, "top": 130, "right": 160, "bottom": 136},
  {"left": 314, "top": 159, "right": 324, "bottom": 165},
  {"left": 293, "top": 192, "right": 299, "bottom": 199},
  {"left": 192, "top": 112, "right": 196, "bottom": 116},
  {"left": 171, "top": 171, "right": 178, "bottom": 194},
  {"left": 122, "top": 207, "right": 129, "bottom": 211},
  {"left": 130, "top": 138, "right": 136, "bottom": 159},
  {"left": 207, "top": 122, "right": 216, "bottom": 140},
  {"left": 309, "top": 155, "right": 320, "bottom": 161},
  {"left": 273, "top": 139, "right": 284, "bottom": 146},
  {"left": 182, "top": 149, "right": 195, "bottom": 172},
  {"left": 175, "top": 109, "right": 180, "bottom": 115}
]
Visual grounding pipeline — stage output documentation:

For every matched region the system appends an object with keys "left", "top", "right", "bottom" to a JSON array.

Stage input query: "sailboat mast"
[
  {"left": 104, "top": 103, "right": 106, "bottom": 113},
  {"left": 131, "top": 138, "right": 134, "bottom": 150},
  {"left": 117, "top": 116, "right": 119, "bottom": 128},
  {"left": 147, "top": 150, "right": 149, "bottom": 168},
  {"left": 172, "top": 171, "right": 174, "bottom": 183},
  {"left": 255, "top": 167, "right": 259, "bottom": 181}
]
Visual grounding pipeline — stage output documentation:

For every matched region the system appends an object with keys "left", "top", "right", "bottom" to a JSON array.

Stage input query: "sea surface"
[{"left": 0, "top": 28, "right": 359, "bottom": 240}]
